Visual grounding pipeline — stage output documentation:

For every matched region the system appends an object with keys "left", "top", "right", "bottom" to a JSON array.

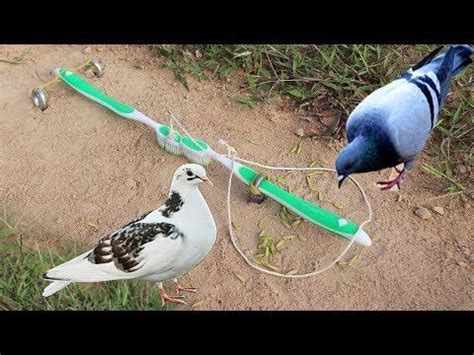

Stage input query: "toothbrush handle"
[
  {"left": 55, "top": 68, "right": 135, "bottom": 117},
  {"left": 208, "top": 145, "right": 370, "bottom": 245},
  {"left": 233, "top": 163, "right": 366, "bottom": 243},
  {"left": 55, "top": 68, "right": 163, "bottom": 129}
]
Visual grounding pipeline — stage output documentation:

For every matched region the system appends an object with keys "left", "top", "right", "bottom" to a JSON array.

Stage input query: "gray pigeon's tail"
[
  {"left": 436, "top": 46, "right": 456, "bottom": 84},
  {"left": 411, "top": 46, "right": 444, "bottom": 72},
  {"left": 410, "top": 44, "right": 473, "bottom": 78},
  {"left": 415, "top": 45, "right": 473, "bottom": 106},
  {"left": 449, "top": 44, "right": 473, "bottom": 76},
  {"left": 435, "top": 46, "right": 460, "bottom": 105}
]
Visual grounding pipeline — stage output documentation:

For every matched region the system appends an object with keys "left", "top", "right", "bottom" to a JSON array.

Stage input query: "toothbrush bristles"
[
  {"left": 164, "top": 142, "right": 182, "bottom": 156},
  {"left": 155, "top": 128, "right": 211, "bottom": 165},
  {"left": 182, "top": 147, "right": 212, "bottom": 166}
]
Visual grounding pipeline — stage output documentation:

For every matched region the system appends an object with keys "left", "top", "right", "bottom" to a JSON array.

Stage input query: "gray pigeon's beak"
[
  {"left": 200, "top": 176, "right": 214, "bottom": 187},
  {"left": 337, "top": 174, "right": 346, "bottom": 189}
]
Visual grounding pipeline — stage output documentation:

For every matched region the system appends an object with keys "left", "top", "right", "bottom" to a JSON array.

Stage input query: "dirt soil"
[{"left": 0, "top": 45, "right": 472, "bottom": 310}]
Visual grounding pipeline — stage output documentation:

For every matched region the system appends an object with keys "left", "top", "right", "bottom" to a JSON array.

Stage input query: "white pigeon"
[{"left": 42, "top": 163, "right": 217, "bottom": 306}]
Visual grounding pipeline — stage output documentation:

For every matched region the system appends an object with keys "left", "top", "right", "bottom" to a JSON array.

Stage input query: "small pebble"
[
  {"left": 460, "top": 194, "right": 468, "bottom": 203},
  {"left": 432, "top": 206, "right": 444, "bottom": 215},
  {"left": 456, "top": 238, "right": 468, "bottom": 248},
  {"left": 319, "top": 111, "right": 337, "bottom": 126},
  {"left": 195, "top": 49, "right": 202, "bottom": 58},
  {"left": 83, "top": 46, "right": 92, "bottom": 54},
  {"left": 456, "top": 261, "right": 468, "bottom": 268},
  {"left": 136, "top": 64, "right": 144, "bottom": 70},
  {"left": 465, "top": 203, "right": 472, "bottom": 209},
  {"left": 125, "top": 178, "right": 137, "bottom": 189},
  {"left": 455, "top": 164, "right": 467, "bottom": 175},
  {"left": 295, "top": 128, "right": 304, "bottom": 137},
  {"left": 414, "top": 207, "right": 432, "bottom": 220}
]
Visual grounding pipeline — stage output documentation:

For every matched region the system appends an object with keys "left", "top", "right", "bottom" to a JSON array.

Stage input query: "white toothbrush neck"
[
  {"left": 126, "top": 110, "right": 163, "bottom": 131},
  {"left": 207, "top": 148, "right": 242, "bottom": 172}
]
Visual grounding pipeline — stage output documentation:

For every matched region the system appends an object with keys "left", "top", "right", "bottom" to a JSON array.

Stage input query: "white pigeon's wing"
[
  {"left": 43, "top": 187, "right": 193, "bottom": 284},
  {"left": 44, "top": 220, "right": 184, "bottom": 282}
]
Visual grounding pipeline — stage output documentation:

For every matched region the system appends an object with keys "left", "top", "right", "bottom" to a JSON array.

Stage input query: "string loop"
[{"left": 168, "top": 113, "right": 373, "bottom": 278}]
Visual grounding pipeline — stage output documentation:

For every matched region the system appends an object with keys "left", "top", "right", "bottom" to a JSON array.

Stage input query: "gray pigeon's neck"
[
  {"left": 351, "top": 135, "right": 377, "bottom": 163},
  {"left": 353, "top": 128, "right": 399, "bottom": 172}
]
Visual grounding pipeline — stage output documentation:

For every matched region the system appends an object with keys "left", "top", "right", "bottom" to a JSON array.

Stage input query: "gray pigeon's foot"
[
  {"left": 377, "top": 169, "right": 408, "bottom": 191},
  {"left": 158, "top": 282, "right": 187, "bottom": 307},
  {"left": 173, "top": 278, "right": 198, "bottom": 295},
  {"left": 394, "top": 165, "right": 403, "bottom": 173}
]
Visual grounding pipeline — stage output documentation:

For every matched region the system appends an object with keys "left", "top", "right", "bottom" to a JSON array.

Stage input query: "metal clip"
[{"left": 248, "top": 173, "right": 267, "bottom": 204}]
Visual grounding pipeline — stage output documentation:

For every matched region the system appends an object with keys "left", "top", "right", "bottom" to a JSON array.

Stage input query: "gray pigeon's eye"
[
  {"left": 344, "top": 162, "right": 354, "bottom": 170},
  {"left": 186, "top": 170, "right": 193, "bottom": 177}
]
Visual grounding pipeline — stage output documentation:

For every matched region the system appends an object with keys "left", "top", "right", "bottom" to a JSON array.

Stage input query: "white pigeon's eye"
[{"left": 186, "top": 170, "right": 193, "bottom": 177}]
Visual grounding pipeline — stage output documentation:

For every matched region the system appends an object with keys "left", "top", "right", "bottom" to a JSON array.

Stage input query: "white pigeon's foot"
[
  {"left": 173, "top": 278, "right": 198, "bottom": 295},
  {"left": 158, "top": 282, "right": 187, "bottom": 307}
]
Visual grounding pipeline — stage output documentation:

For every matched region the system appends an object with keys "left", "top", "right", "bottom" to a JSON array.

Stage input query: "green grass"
[
  {"left": 0, "top": 218, "right": 172, "bottom": 310},
  {"left": 154, "top": 45, "right": 426, "bottom": 111},
  {"left": 154, "top": 44, "right": 473, "bottom": 193}
]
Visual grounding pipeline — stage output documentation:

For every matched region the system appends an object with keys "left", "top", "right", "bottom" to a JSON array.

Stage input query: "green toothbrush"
[{"left": 54, "top": 68, "right": 372, "bottom": 247}]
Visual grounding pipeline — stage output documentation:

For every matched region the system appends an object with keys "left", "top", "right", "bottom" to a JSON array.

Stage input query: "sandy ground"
[{"left": 0, "top": 45, "right": 472, "bottom": 310}]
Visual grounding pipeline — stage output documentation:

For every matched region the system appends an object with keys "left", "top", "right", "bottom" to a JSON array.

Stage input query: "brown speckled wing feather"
[{"left": 88, "top": 220, "right": 182, "bottom": 273}]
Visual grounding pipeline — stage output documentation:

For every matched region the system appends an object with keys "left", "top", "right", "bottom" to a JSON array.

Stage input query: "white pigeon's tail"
[
  {"left": 42, "top": 249, "right": 128, "bottom": 294},
  {"left": 43, "top": 280, "right": 72, "bottom": 297}
]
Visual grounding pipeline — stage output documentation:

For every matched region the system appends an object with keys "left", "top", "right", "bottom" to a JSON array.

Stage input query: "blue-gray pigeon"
[{"left": 335, "top": 45, "right": 473, "bottom": 190}]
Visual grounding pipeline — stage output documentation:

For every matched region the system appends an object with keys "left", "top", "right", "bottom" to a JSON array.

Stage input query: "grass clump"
[
  {"left": 154, "top": 44, "right": 420, "bottom": 111},
  {"left": 0, "top": 217, "right": 170, "bottom": 310}
]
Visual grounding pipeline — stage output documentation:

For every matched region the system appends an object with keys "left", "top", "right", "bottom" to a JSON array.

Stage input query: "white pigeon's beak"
[{"left": 200, "top": 176, "right": 214, "bottom": 186}]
